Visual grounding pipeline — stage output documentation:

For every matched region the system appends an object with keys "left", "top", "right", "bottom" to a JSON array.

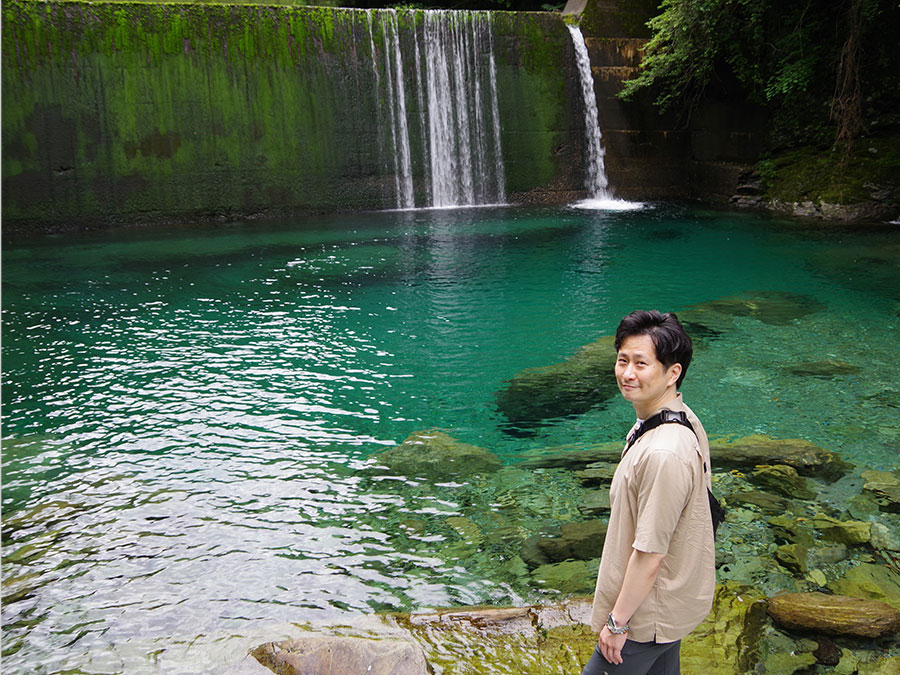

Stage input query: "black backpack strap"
[
  {"left": 623, "top": 408, "right": 725, "bottom": 536},
  {"left": 624, "top": 409, "right": 694, "bottom": 453}
]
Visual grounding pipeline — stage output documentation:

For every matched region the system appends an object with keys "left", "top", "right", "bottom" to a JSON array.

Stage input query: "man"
[{"left": 581, "top": 310, "right": 715, "bottom": 675}]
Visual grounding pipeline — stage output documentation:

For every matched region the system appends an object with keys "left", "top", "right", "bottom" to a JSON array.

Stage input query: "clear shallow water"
[{"left": 2, "top": 204, "right": 899, "bottom": 672}]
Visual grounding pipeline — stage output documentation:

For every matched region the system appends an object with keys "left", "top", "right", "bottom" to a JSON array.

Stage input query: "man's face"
[{"left": 614, "top": 334, "right": 681, "bottom": 414}]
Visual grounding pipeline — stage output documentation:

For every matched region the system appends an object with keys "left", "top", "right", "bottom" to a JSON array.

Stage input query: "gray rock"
[{"left": 252, "top": 636, "right": 429, "bottom": 675}]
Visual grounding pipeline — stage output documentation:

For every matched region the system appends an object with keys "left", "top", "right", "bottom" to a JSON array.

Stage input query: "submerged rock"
[
  {"left": 828, "top": 563, "right": 900, "bottom": 611},
  {"left": 785, "top": 359, "right": 861, "bottom": 377},
  {"left": 767, "top": 592, "right": 900, "bottom": 638},
  {"left": 531, "top": 560, "right": 598, "bottom": 595},
  {"left": 574, "top": 461, "right": 617, "bottom": 486},
  {"left": 710, "top": 434, "right": 853, "bottom": 481},
  {"left": 811, "top": 514, "right": 872, "bottom": 546},
  {"left": 747, "top": 464, "right": 816, "bottom": 500},
  {"left": 375, "top": 430, "right": 501, "bottom": 481},
  {"left": 727, "top": 490, "right": 790, "bottom": 515},
  {"left": 775, "top": 544, "right": 809, "bottom": 575},
  {"left": 519, "top": 441, "right": 623, "bottom": 470},
  {"left": 535, "top": 519, "right": 607, "bottom": 564},
  {"left": 495, "top": 336, "right": 618, "bottom": 426},
  {"left": 680, "top": 290, "right": 825, "bottom": 327},
  {"left": 861, "top": 469, "right": 900, "bottom": 512},
  {"left": 767, "top": 514, "right": 816, "bottom": 546}
]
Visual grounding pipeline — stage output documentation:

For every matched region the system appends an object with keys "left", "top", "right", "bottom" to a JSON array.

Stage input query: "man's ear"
[{"left": 666, "top": 363, "right": 682, "bottom": 387}]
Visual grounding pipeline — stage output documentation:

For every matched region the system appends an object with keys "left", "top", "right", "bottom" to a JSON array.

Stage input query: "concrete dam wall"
[{"left": 2, "top": 0, "right": 763, "bottom": 231}]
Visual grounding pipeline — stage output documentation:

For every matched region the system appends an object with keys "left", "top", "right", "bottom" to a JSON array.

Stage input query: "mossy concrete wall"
[{"left": 2, "top": 1, "right": 581, "bottom": 231}]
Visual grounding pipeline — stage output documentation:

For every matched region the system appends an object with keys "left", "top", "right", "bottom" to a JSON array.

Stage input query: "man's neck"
[{"left": 633, "top": 389, "right": 679, "bottom": 420}]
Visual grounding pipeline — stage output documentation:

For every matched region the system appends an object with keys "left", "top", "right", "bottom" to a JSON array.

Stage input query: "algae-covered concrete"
[{"left": 2, "top": 1, "right": 579, "bottom": 231}]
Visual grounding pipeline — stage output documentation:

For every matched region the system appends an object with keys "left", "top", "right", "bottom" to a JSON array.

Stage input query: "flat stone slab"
[{"left": 767, "top": 592, "right": 900, "bottom": 638}]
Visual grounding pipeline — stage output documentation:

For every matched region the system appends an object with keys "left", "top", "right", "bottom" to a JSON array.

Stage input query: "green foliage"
[{"left": 620, "top": 0, "right": 900, "bottom": 148}]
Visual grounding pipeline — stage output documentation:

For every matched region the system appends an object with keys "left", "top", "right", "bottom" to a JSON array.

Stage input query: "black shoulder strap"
[
  {"left": 624, "top": 408, "right": 726, "bottom": 536},
  {"left": 625, "top": 409, "right": 694, "bottom": 452}
]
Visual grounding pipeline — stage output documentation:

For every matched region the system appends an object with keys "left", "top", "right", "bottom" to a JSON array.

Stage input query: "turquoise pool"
[{"left": 3, "top": 204, "right": 899, "bottom": 672}]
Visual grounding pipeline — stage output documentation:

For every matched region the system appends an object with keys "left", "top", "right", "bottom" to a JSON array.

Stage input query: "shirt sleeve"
[{"left": 632, "top": 449, "right": 693, "bottom": 554}]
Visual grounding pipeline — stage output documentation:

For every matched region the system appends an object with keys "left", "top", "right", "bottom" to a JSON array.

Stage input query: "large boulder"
[
  {"left": 767, "top": 592, "right": 900, "bottom": 638},
  {"left": 251, "top": 636, "right": 429, "bottom": 675},
  {"left": 710, "top": 434, "right": 853, "bottom": 481},
  {"left": 495, "top": 336, "right": 618, "bottom": 426},
  {"left": 375, "top": 430, "right": 501, "bottom": 481}
]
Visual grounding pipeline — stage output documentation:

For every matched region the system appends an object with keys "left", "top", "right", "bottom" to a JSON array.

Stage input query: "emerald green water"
[{"left": 2, "top": 204, "right": 899, "bottom": 672}]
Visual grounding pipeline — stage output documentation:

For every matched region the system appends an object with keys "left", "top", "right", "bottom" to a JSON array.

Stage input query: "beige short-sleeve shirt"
[{"left": 590, "top": 394, "right": 716, "bottom": 643}]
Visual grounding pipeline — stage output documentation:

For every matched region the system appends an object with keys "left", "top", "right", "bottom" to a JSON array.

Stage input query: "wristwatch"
[{"left": 606, "top": 612, "right": 629, "bottom": 635}]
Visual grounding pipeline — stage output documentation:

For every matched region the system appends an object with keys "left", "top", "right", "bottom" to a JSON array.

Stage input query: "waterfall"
[
  {"left": 567, "top": 24, "right": 610, "bottom": 200},
  {"left": 367, "top": 10, "right": 505, "bottom": 209},
  {"left": 384, "top": 10, "right": 414, "bottom": 209},
  {"left": 566, "top": 24, "right": 643, "bottom": 210}
]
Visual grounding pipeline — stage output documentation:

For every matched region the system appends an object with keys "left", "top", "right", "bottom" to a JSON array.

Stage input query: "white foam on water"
[{"left": 571, "top": 198, "right": 646, "bottom": 211}]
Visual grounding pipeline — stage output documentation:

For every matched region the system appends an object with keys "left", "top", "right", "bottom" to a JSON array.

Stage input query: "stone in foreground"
[
  {"left": 767, "top": 592, "right": 900, "bottom": 638},
  {"left": 252, "top": 636, "right": 428, "bottom": 675}
]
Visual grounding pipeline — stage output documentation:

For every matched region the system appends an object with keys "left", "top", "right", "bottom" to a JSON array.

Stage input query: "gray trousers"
[{"left": 580, "top": 639, "right": 681, "bottom": 675}]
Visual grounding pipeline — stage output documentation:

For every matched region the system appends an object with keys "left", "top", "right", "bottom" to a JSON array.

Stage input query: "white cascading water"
[
  {"left": 567, "top": 24, "right": 642, "bottom": 210},
  {"left": 384, "top": 10, "right": 414, "bottom": 209},
  {"left": 368, "top": 10, "right": 505, "bottom": 209}
]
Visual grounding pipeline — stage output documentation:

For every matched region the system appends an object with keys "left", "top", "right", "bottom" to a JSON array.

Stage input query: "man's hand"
[{"left": 598, "top": 625, "right": 628, "bottom": 665}]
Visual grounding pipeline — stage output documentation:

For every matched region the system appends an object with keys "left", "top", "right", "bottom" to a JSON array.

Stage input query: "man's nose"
[{"left": 622, "top": 363, "right": 636, "bottom": 379}]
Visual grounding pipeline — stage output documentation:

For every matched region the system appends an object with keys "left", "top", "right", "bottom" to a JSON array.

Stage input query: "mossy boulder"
[
  {"left": 376, "top": 430, "right": 501, "bottom": 481},
  {"left": 495, "top": 336, "right": 618, "bottom": 425},
  {"left": 681, "top": 582, "right": 768, "bottom": 674},
  {"left": 711, "top": 434, "right": 852, "bottom": 481},
  {"left": 747, "top": 464, "right": 816, "bottom": 500},
  {"left": 767, "top": 592, "right": 900, "bottom": 638}
]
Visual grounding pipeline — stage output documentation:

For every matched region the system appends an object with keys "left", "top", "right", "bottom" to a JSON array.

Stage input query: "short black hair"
[{"left": 615, "top": 310, "right": 692, "bottom": 389}]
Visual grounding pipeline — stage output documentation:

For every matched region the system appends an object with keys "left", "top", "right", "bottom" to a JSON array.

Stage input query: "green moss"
[{"left": 764, "top": 137, "right": 900, "bottom": 206}]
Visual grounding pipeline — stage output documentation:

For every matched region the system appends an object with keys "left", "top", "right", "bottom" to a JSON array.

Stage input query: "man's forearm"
[{"left": 610, "top": 548, "right": 666, "bottom": 625}]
